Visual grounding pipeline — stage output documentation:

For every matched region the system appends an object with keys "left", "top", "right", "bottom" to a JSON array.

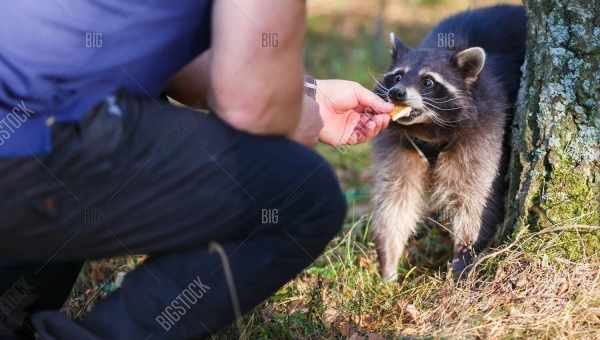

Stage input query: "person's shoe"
[{"left": 1, "top": 317, "right": 35, "bottom": 340}]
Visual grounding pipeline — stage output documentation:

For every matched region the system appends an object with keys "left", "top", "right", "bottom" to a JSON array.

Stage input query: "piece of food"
[{"left": 389, "top": 104, "right": 412, "bottom": 121}]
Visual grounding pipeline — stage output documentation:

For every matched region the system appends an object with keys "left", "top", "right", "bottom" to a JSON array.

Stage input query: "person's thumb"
[{"left": 354, "top": 83, "right": 394, "bottom": 114}]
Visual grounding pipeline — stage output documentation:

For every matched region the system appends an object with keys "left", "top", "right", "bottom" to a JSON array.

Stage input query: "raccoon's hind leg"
[
  {"left": 432, "top": 136, "right": 504, "bottom": 276},
  {"left": 372, "top": 148, "right": 428, "bottom": 281}
]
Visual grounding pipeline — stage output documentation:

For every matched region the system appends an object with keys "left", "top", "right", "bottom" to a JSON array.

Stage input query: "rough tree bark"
[{"left": 506, "top": 0, "right": 600, "bottom": 256}]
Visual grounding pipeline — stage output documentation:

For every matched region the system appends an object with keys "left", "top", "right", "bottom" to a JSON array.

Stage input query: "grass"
[
  {"left": 67, "top": 0, "right": 600, "bottom": 339},
  {"left": 208, "top": 225, "right": 600, "bottom": 339}
]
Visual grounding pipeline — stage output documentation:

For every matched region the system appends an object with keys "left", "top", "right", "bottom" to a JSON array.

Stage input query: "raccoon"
[{"left": 371, "top": 5, "right": 526, "bottom": 280}]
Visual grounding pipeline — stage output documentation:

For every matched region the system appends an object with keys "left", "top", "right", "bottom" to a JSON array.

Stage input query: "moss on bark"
[{"left": 506, "top": 0, "right": 600, "bottom": 258}]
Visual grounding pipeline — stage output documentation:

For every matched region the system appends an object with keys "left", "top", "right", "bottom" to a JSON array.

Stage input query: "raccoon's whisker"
[
  {"left": 367, "top": 68, "right": 386, "bottom": 78},
  {"left": 374, "top": 88, "right": 390, "bottom": 97},
  {"left": 433, "top": 117, "right": 457, "bottom": 128},
  {"left": 432, "top": 118, "right": 453, "bottom": 127},
  {"left": 373, "top": 82, "right": 389, "bottom": 93},
  {"left": 423, "top": 97, "right": 458, "bottom": 104},
  {"left": 434, "top": 106, "right": 475, "bottom": 111},
  {"left": 425, "top": 88, "right": 468, "bottom": 95},
  {"left": 423, "top": 105, "right": 467, "bottom": 127},
  {"left": 374, "top": 89, "right": 389, "bottom": 98},
  {"left": 442, "top": 116, "right": 470, "bottom": 123},
  {"left": 375, "top": 85, "right": 389, "bottom": 93},
  {"left": 422, "top": 94, "right": 469, "bottom": 101},
  {"left": 372, "top": 79, "right": 386, "bottom": 88},
  {"left": 373, "top": 81, "right": 388, "bottom": 92},
  {"left": 422, "top": 96, "right": 465, "bottom": 104},
  {"left": 424, "top": 108, "right": 455, "bottom": 127},
  {"left": 429, "top": 115, "right": 454, "bottom": 128},
  {"left": 369, "top": 73, "right": 388, "bottom": 92},
  {"left": 438, "top": 117, "right": 469, "bottom": 124},
  {"left": 425, "top": 110, "right": 470, "bottom": 128},
  {"left": 421, "top": 100, "right": 452, "bottom": 111},
  {"left": 421, "top": 99, "right": 474, "bottom": 111}
]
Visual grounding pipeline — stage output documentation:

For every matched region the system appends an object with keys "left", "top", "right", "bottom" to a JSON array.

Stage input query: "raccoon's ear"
[
  {"left": 389, "top": 32, "right": 409, "bottom": 60},
  {"left": 452, "top": 47, "right": 486, "bottom": 83}
]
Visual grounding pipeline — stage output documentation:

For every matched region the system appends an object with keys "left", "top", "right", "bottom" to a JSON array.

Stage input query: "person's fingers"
[
  {"left": 353, "top": 114, "right": 388, "bottom": 144},
  {"left": 359, "top": 112, "right": 371, "bottom": 124},
  {"left": 374, "top": 114, "right": 390, "bottom": 135},
  {"left": 366, "top": 120, "right": 376, "bottom": 131},
  {"left": 352, "top": 122, "right": 368, "bottom": 140},
  {"left": 363, "top": 115, "right": 386, "bottom": 140},
  {"left": 339, "top": 110, "right": 361, "bottom": 145},
  {"left": 380, "top": 114, "right": 391, "bottom": 128},
  {"left": 366, "top": 120, "right": 377, "bottom": 139},
  {"left": 353, "top": 83, "right": 394, "bottom": 114},
  {"left": 349, "top": 132, "right": 358, "bottom": 145},
  {"left": 369, "top": 120, "right": 382, "bottom": 139},
  {"left": 353, "top": 130, "right": 366, "bottom": 144},
  {"left": 354, "top": 117, "right": 372, "bottom": 136}
]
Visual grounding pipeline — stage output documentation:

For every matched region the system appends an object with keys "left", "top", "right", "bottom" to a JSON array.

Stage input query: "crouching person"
[{"left": 0, "top": 1, "right": 392, "bottom": 339}]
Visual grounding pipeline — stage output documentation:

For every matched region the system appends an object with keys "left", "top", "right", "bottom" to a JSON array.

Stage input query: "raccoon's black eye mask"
[
  {"left": 422, "top": 77, "right": 435, "bottom": 89},
  {"left": 382, "top": 69, "right": 404, "bottom": 88}
]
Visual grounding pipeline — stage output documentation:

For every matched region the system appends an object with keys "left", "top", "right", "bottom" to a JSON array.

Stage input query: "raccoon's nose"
[{"left": 389, "top": 86, "right": 407, "bottom": 102}]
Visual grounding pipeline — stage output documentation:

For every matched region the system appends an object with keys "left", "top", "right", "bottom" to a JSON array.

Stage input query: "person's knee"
[
  {"left": 229, "top": 133, "right": 347, "bottom": 252},
  {"left": 303, "top": 157, "right": 347, "bottom": 239},
  {"left": 274, "top": 142, "right": 347, "bottom": 254}
]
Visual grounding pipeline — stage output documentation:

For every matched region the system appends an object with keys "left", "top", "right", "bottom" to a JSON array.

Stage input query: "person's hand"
[
  {"left": 290, "top": 95, "right": 323, "bottom": 148},
  {"left": 315, "top": 79, "right": 394, "bottom": 146}
]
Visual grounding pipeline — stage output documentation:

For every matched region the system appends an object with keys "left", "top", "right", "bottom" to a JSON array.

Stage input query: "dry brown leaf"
[
  {"left": 323, "top": 307, "right": 339, "bottom": 325},
  {"left": 367, "top": 333, "right": 385, "bottom": 340},
  {"left": 358, "top": 256, "right": 371, "bottom": 270},
  {"left": 347, "top": 333, "right": 366, "bottom": 340},
  {"left": 337, "top": 321, "right": 353, "bottom": 337},
  {"left": 405, "top": 304, "right": 420, "bottom": 323}
]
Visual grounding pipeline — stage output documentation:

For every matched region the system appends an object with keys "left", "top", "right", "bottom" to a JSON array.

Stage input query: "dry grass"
[
  {"left": 419, "top": 256, "right": 600, "bottom": 339},
  {"left": 209, "top": 223, "right": 600, "bottom": 340},
  {"left": 68, "top": 223, "right": 600, "bottom": 339}
]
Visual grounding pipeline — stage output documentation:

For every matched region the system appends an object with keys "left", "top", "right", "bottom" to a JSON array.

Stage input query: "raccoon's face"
[{"left": 377, "top": 33, "right": 486, "bottom": 127}]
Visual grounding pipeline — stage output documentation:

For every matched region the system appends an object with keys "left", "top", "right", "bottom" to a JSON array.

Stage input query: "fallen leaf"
[
  {"left": 367, "top": 333, "right": 385, "bottom": 340},
  {"left": 405, "top": 304, "right": 420, "bottom": 323},
  {"left": 348, "top": 333, "right": 366, "bottom": 340},
  {"left": 323, "top": 307, "right": 339, "bottom": 325}
]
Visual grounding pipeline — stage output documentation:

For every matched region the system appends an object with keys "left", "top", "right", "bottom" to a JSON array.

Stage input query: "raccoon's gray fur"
[{"left": 371, "top": 5, "right": 526, "bottom": 280}]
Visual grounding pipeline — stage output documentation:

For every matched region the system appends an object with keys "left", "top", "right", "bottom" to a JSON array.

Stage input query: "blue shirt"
[{"left": 0, "top": 0, "right": 213, "bottom": 157}]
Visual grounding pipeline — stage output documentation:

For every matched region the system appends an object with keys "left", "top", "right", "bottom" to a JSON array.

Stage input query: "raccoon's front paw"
[{"left": 451, "top": 246, "right": 474, "bottom": 278}]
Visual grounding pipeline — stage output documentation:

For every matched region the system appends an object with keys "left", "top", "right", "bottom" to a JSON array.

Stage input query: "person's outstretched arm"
[
  {"left": 168, "top": 0, "right": 306, "bottom": 138},
  {"left": 166, "top": 1, "right": 392, "bottom": 148}
]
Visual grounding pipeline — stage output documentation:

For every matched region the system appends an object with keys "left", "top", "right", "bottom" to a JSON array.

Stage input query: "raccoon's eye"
[
  {"left": 383, "top": 71, "right": 403, "bottom": 86},
  {"left": 422, "top": 77, "right": 435, "bottom": 89}
]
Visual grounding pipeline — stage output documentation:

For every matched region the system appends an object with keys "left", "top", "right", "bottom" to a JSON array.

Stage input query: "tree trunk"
[{"left": 505, "top": 0, "right": 600, "bottom": 256}]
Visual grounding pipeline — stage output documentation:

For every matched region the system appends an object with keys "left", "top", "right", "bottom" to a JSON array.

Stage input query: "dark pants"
[{"left": 0, "top": 92, "right": 346, "bottom": 339}]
